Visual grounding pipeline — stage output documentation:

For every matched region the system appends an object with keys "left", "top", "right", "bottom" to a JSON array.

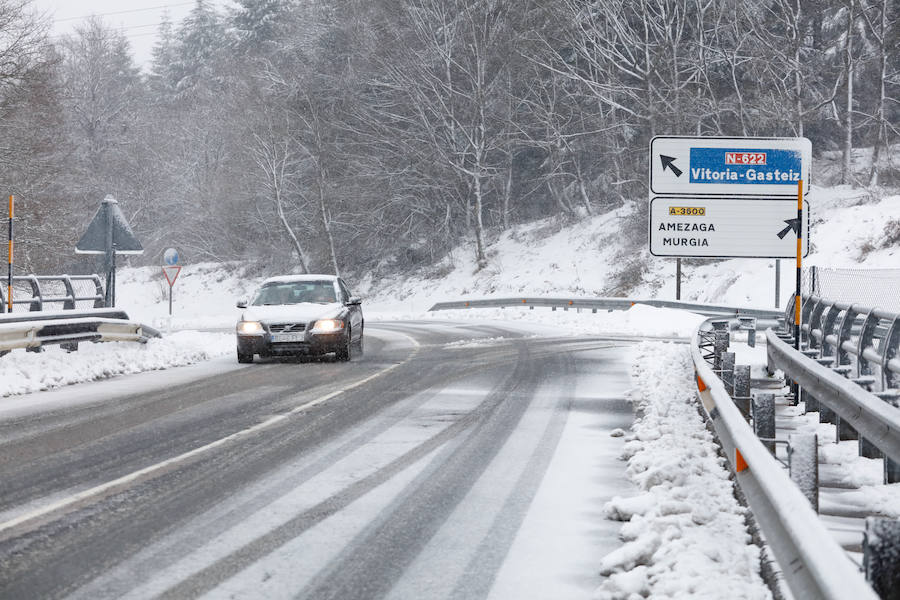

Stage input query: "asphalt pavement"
[{"left": 0, "top": 321, "right": 636, "bottom": 599}]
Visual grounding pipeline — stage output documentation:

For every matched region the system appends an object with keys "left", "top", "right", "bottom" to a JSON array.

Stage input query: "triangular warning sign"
[
  {"left": 162, "top": 266, "right": 181, "bottom": 287},
  {"left": 75, "top": 195, "right": 144, "bottom": 255}
]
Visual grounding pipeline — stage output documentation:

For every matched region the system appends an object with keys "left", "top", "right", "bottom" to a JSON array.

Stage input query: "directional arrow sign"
[
  {"left": 660, "top": 155, "right": 682, "bottom": 177},
  {"left": 649, "top": 197, "right": 809, "bottom": 258},
  {"left": 650, "top": 137, "right": 811, "bottom": 197},
  {"left": 777, "top": 218, "right": 801, "bottom": 240}
]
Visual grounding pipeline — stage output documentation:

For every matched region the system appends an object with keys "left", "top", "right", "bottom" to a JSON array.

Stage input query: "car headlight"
[
  {"left": 312, "top": 319, "right": 344, "bottom": 333},
  {"left": 237, "top": 321, "right": 263, "bottom": 334}
]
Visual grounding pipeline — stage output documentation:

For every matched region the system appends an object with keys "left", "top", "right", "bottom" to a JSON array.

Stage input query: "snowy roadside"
[
  {"left": 369, "top": 304, "right": 708, "bottom": 340},
  {"left": 594, "top": 342, "right": 771, "bottom": 600},
  {"left": 0, "top": 304, "right": 704, "bottom": 400},
  {"left": 0, "top": 332, "right": 232, "bottom": 398}
]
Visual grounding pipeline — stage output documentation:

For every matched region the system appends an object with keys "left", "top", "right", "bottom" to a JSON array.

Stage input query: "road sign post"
[
  {"left": 795, "top": 180, "right": 803, "bottom": 351},
  {"left": 75, "top": 195, "right": 143, "bottom": 307},
  {"left": 162, "top": 248, "right": 181, "bottom": 317}
]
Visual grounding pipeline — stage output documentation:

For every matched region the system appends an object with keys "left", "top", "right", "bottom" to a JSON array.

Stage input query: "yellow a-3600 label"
[{"left": 668, "top": 206, "right": 705, "bottom": 216}]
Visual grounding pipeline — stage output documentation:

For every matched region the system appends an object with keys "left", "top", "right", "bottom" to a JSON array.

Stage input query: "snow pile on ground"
[
  {"left": 594, "top": 342, "right": 771, "bottom": 600},
  {"left": 0, "top": 332, "right": 232, "bottom": 397}
]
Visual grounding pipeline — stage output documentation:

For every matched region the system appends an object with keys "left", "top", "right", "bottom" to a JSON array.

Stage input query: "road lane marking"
[{"left": 0, "top": 331, "right": 420, "bottom": 540}]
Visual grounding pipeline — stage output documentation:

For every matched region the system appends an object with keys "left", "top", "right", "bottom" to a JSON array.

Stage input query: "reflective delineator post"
[
  {"left": 6, "top": 195, "right": 12, "bottom": 313},
  {"left": 794, "top": 180, "right": 802, "bottom": 352}
]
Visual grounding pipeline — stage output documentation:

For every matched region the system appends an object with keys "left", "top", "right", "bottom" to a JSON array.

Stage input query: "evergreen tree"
[{"left": 172, "top": 0, "right": 225, "bottom": 95}]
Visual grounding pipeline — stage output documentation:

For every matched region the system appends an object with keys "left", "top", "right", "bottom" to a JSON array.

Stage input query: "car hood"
[{"left": 240, "top": 303, "right": 343, "bottom": 324}]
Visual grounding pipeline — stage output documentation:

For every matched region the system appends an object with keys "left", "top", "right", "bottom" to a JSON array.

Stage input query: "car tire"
[
  {"left": 336, "top": 328, "right": 352, "bottom": 362},
  {"left": 352, "top": 326, "right": 364, "bottom": 356},
  {"left": 237, "top": 349, "right": 254, "bottom": 364}
]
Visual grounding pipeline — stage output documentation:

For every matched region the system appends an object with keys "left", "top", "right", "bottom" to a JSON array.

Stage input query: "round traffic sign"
[{"left": 163, "top": 248, "right": 179, "bottom": 265}]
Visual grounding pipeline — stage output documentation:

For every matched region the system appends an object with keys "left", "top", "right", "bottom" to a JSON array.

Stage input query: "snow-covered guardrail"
[
  {"left": 0, "top": 309, "right": 161, "bottom": 353},
  {"left": 691, "top": 318, "right": 879, "bottom": 600},
  {"left": 797, "top": 295, "right": 900, "bottom": 390},
  {"left": 0, "top": 275, "right": 105, "bottom": 313},
  {"left": 429, "top": 296, "right": 781, "bottom": 319},
  {"left": 766, "top": 331, "right": 900, "bottom": 467}
]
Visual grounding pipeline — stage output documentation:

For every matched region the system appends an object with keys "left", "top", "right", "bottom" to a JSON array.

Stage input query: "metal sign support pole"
[
  {"left": 7, "top": 195, "right": 12, "bottom": 313},
  {"left": 676, "top": 258, "right": 682, "bottom": 300},
  {"left": 794, "top": 180, "right": 803, "bottom": 351},
  {"left": 169, "top": 284, "right": 173, "bottom": 316},
  {"left": 775, "top": 259, "right": 781, "bottom": 308}
]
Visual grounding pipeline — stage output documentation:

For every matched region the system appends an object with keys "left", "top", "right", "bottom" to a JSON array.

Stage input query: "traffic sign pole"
[{"left": 795, "top": 180, "right": 803, "bottom": 351}]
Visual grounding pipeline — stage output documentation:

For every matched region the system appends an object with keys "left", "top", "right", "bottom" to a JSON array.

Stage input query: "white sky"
[{"left": 33, "top": 0, "right": 232, "bottom": 69}]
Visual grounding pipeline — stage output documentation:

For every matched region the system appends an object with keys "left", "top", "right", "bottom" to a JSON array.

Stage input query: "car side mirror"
[
  {"left": 346, "top": 296, "right": 362, "bottom": 306},
  {"left": 236, "top": 299, "right": 248, "bottom": 309}
]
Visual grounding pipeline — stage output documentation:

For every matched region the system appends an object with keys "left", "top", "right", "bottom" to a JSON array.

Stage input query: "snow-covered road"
[{"left": 0, "top": 321, "right": 641, "bottom": 599}]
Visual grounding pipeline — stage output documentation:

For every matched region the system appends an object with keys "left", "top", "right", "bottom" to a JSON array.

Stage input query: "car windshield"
[{"left": 251, "top": 281, "right": 336, "bottom": 305}]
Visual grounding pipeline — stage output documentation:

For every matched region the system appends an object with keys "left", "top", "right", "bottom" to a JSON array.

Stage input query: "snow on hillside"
[{"left": 100, "top": 183, "right": 898, "bottom": 328}]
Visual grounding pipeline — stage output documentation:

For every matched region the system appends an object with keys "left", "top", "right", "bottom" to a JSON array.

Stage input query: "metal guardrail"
[
  {"left": 429, "top": 296, "right": 782, "bottom": 319},
  {"left": 0, "top": 275, "right": 105, "bottom": 313},
  {"left": 0, "top": 309, "right": 161, "bottom": 353},
  {"left": 795, "top": 295, "right": 900, "bottom": 390},
  {"left": 691, "top": 318, "right": 880, "bottom": 600},
  {"left": 767, "top": 330, "right": 900, "bottom": 466}
]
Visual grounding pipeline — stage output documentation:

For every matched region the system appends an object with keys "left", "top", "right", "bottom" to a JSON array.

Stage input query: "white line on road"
[{"left": 0, "top": 332, "right": 420, "bottom": 539}]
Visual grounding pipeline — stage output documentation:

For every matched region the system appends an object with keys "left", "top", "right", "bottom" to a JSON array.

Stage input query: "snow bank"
[
  {"left": 594, "top": 342, "right": 771, "bottom": 600},
  {"left": 373, "top": 304, "right": 707, "bottom": 340},
  {"left": 0, "top": 332, "right": 232, "bottom": 398}
]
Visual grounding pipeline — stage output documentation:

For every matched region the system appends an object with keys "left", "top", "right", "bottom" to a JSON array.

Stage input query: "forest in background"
[{"left": 0, "top": 0, "right": 898, "bottom": 279}]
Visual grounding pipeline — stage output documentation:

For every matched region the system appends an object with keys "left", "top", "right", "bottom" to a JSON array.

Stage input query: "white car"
[{"left": 235, "top": 275, "right": 363, "bottom": 363}]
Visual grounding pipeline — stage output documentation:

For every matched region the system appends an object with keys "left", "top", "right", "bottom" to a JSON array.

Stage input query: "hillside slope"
[{"left": 112, "top": 184, "right": 899, "bottom": 327}]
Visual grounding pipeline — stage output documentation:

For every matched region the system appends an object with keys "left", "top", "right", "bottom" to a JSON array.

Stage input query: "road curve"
[{"left": 0, "top": 321, "right": 636, "bottom": 600}]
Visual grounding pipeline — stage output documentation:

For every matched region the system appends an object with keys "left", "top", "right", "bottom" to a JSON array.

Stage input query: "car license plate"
[{"left": 272, "top": 332, "right": 304, "bottom": 343}]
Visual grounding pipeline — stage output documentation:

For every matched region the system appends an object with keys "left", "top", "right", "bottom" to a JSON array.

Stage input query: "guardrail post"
[
  {"left": 90, "top": 275, "right": 106, "bottom": 307},
  {"left": 818, "top": 402, "right": 836, "bottom": 425},
  {"left": 886, "top": 454, "right": 900, "bottom": 485},
  {"left": 864, "top": 517, "right": 900, "bottom": 600},
  {"left": 61, "top": 276, "right": 76, "bottom": 310},
  {"left": 714, "top": 329, "right": 729, "bottom": 370},
  {"left": 738, "top": 316, "right": 756, "bottom": 348},
  {"left": 733, "top": 364, "right": 751, "bottom": 418},
  {"left": 722, "top": 352, "right": 735, "bottom": 396},
  {"left": 860, "top": 437, "right": 882, "bottom": 460},
  {"left": 882, "top": 317, "right": 899, "bottom": 391},
  {"left": 789, "top": 433, "right": 819, "bottom": 513},
  {"left": 835, "top": 415, "right": 858, "bottom": 442},
  {"left": 753, "top": 393, "right": 776, "bottom": 454},
  {"left": 26, "top": 275, "right": 41, "bottom": 311},
  {"left": 800, "top": 387, "right": 819, "bottom": 413}
]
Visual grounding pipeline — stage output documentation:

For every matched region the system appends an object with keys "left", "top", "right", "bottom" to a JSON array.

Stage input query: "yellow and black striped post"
[
  {"left": 794, "top": 181, "right": 802, "bottom": 351},
  {"left": 6, "top": 195, "right": 12, "bottom": 313}
]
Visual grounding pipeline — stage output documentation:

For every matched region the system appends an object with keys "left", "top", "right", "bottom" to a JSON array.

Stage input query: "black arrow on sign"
[
  {"left": 777, "top": 218, "right": 801, "bottom": 239},
  {"left": 660, "top": 155, "right": 682, "bottom": 177}
]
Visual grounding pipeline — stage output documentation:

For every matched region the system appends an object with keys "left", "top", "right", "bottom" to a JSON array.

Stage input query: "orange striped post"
[
  {"left": 6, "top": 195, "right": 12, "bottom": 313},
  {"left": 794, "top": 181, "right": 802, "bottom": 351}
]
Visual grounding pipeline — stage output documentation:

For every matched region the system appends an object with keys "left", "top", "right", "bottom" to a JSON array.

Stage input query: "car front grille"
[{"left": 268, "top": 323, "right": 307, "bottom": 333}]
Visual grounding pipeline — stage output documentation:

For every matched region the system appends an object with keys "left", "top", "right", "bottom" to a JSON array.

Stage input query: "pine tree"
[
  {"left": 148, "top": 11, "right": 178, "bottom": 97},
  {"left": 171, "top": 0, "right": 225, "bottom": 95},
  {"left": 232, "top": 0, "right": 298, "bottom": 49}
]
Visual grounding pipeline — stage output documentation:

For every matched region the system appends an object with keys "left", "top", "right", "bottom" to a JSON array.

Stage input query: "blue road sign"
[
  {"left": 689, "top": 148, "right": 802, "bottom": 185},
  {"left": 650, "top": 137, "right": 811, "bottom": 197}
]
